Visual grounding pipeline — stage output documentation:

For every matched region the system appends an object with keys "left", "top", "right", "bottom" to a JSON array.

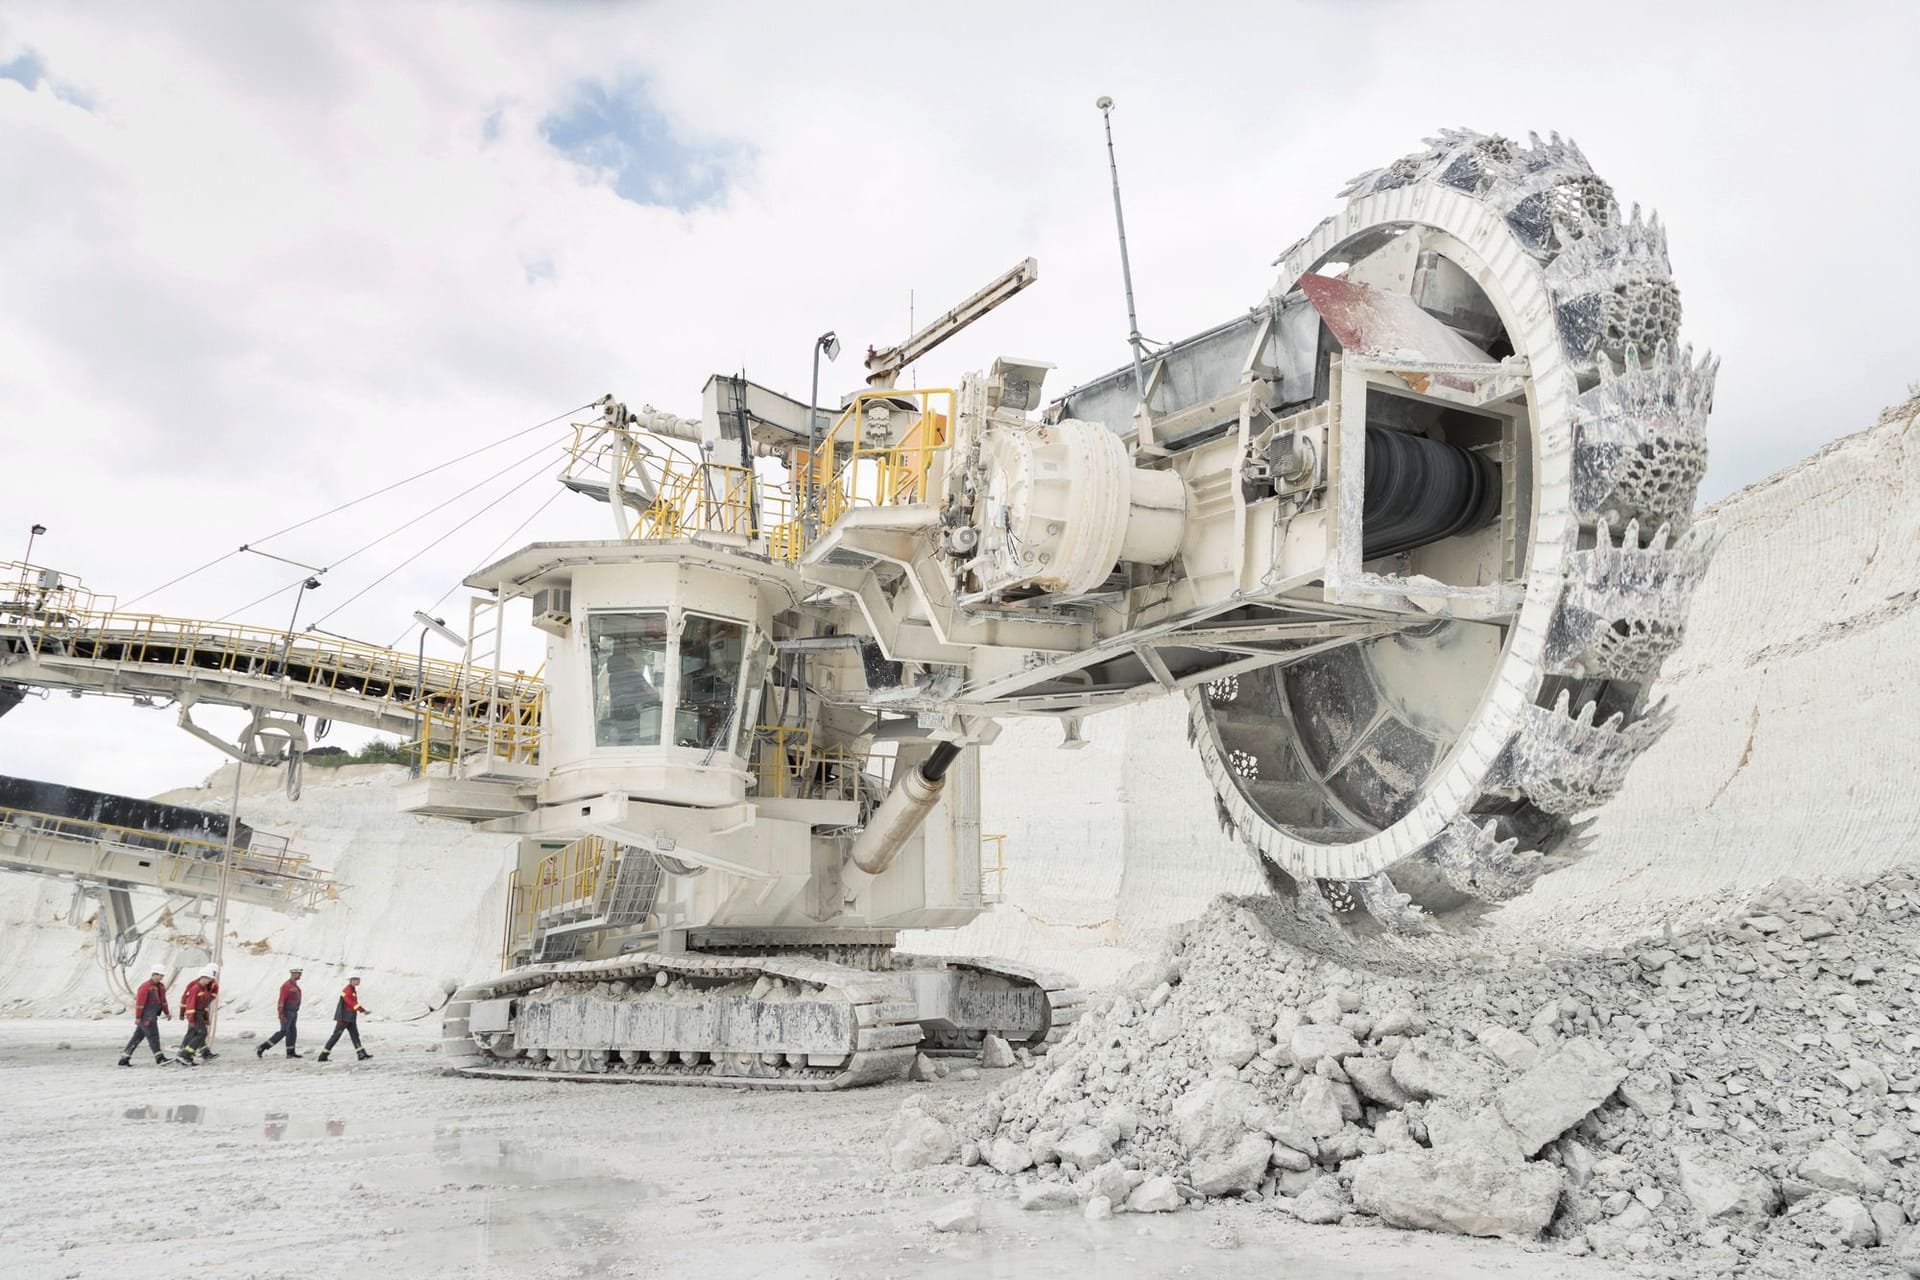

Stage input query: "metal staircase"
[{"left": 503, "top": 836, "right": 667, "bottom": 966}]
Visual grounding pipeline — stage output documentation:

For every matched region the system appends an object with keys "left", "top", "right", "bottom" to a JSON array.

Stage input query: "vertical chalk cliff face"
[
  {"left": 1502, "top": 394, "right": 1920, "bottom": 919},
  {"left": 2, "top": 398, "right": 1917, "bottom": 1008},
  {"left": 904, "top": 700, "right": 1267, "bottom": 984}
]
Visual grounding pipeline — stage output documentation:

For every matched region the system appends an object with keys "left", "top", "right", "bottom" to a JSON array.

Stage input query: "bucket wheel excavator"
[{"left": 2, "top": 129, "right": 1712, "bottom": 1086}]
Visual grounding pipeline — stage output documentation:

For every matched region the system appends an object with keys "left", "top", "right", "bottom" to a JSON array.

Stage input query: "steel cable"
[{"left": 124, "top": 401, "right": 594, "bottom": 608}]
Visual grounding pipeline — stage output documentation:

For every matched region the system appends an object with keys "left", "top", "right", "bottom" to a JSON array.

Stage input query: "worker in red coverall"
[
  {"left": 175, "top": 974, "right": 207, "bottom": 1066},
  {"left": 175, "top": 964, "right": 222, "bottom": 1061},
  {"left": 177, "top": 972, "right": 213, "bottom": 1066},
  {"left": 317, "top": 974, "right": 373, "bottom": 1062},
  {"left": 257, "top": 966, "right": 305, "bottom": 1058},
  {"left": 118, "top": 965, "right": 174, "bottom": 1067}
]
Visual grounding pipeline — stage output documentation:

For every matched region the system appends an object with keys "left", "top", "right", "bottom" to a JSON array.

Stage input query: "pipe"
[{"left": 846, "top": 741, "right": 962, "bottom": 876}]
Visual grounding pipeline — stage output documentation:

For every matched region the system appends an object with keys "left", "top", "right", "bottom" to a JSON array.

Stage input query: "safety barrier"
[
  {"left": 747, "top": 724, "right": 896, "bottom": 805},
  {"left": 561, "top": 389, "right": 953, "bottom": 565},
  {"left": 980, "top": 832, "right": 1008, "bottom": 903}
]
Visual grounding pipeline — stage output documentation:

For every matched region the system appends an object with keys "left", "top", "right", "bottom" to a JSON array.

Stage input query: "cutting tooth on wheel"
[
  {"left": 1490, "top": 689, "right": 1675, "bottom": 818},
  {"left": 1420, "top": 818, "right": 1545, "bottom": 904},
  {"left": 1546, "top": 205, "right": 1682, "bottom": 372},
  {"left": 1572, "top": 342, "right": 1717, "bottom": 530},
  {"left": 1547, "top": 515, "right": 1715, "bottom": 682},
  {"left": 1349, "top": 872, "right": 1436, "bottom": 935}
]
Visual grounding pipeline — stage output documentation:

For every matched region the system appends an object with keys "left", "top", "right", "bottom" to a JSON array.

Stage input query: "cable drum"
[{"left": 1360, "top": 427, "right": 1501, "bottom": 560}]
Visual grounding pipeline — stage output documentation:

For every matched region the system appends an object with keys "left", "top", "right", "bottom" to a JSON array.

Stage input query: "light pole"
[
  {"left": 208, "top": 754, "right": 243, "bottom": 1053},
  {"left": 23, "top": 523, "right": 46, "bottom": 565},
  {"left": 803, "top": 329, "right": 841, "bottom": 536},
  {"left": 412, "top": 610, "right": 466, "bottom": 777},
  {"left": 276, "top": 576, "right": 323, "bottom": 677},
  {"left": 1097, "top": 96, "right": 1148, "bottom": 400}
]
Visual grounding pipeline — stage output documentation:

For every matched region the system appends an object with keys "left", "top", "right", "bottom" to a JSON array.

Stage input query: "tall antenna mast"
[{"left": 1097, "top": 96, "right": 1146, "bottom": 399}]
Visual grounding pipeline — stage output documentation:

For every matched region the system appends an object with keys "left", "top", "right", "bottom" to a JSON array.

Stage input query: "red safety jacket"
[
  {"left": 277, "top": 978, "right": 302, "bottom": 1020},
  {"left": 334, "top": 983, "right": 365, "bottom": 1020},
  {"left": 134, "top": 978, "right": 169, "bottom": 1023},
  {"left": 181, "top": 979, "right": 214, "bottom": 1025}
]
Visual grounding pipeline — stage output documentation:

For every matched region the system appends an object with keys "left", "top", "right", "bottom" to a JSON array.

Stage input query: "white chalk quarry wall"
[
  {"left": 1506, "top": 394, "right": 1920, "bottom": 919},
  {"left": 901, "top": 698, "right": 1264, "bottom": 984},
  {"left": 1, "top": 397, "right": 1917, "bottom": 1010}
]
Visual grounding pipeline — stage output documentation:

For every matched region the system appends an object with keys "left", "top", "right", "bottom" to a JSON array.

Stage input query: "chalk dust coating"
[
  {"left": 903, "top": 871, "right": 1920, "bottom": 1276},
  {"left": 5, "top": 399, "right": 1920, "bottom": 1273}
]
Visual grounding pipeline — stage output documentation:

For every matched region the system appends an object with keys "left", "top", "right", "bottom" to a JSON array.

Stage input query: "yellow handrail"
[
  {"left": 512, "top": 835, "right": 610, "bottom": 953},
  {"left": 1, "top": 561, "right": 544, "bottom": 769},
  {"left": 747, "top": 725, "right": 894, "bottom": 803},
  {"left": 773, "top": 387, "right": 954, "bottom": 563},
  {"left": 980, "top": 832, "right": 1008, "bottom": 903},
  {"left": 566, "top": 390, "right": 955, "bottom": 566}
]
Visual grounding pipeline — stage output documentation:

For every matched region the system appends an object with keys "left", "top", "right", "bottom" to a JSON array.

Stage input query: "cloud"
[
  {"left": 0, "top": 44, "right": 94, "bottom": 109},
  {"left": 540, "top": 77, "right": 746, "bottom": 212}
]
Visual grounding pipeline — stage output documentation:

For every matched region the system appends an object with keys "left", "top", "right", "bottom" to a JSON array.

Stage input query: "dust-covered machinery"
[
  {"left": 0, "top": 130, "right": 1714, "bottom": 1088},
  {"left": 425, "top": 130, "right": 1713, "bottom": 1086}
]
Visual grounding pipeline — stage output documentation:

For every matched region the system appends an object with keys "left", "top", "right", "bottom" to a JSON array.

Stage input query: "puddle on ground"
[
  {"left": 121, "top": 1105, "right": 352, "bottom": 1140},
  {"left": 121, "top": 1104, "right": 208, "bottom": 1124},
  {"left": 263, "top": 1111, "right": 348, "bottom": 1140},
  {"left": 360, "top": 1129, "right": 666, "bottom": 1272}
]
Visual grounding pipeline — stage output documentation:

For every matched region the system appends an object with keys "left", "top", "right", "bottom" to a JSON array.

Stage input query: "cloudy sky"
[{"left": 2, "top": 1, "right": 1915, "bottom": 800}]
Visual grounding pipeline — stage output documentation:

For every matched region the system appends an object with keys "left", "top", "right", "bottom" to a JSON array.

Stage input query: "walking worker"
[
  {"left": 257, "top": 966, "right": 304, "bottom": 1058},
  {"left": 118, "top": 965, "right": 174, "bottom": 1067},
  {"left": 317, "top": 974, "right": 373, "bottom": 1062},
  {"left": 176, "top": 963, "right": 222, "bottom": 1060},
  {"left": 178, "top": 971, "right": 214, "bottom": 1066}
]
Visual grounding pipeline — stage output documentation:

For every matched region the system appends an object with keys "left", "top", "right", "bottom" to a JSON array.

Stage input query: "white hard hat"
[
  {"left": 150, "top": 965, "right": 166, "bottom": 976},
  {"left": 207, "top": 963, "right": 220, "bottom": 975},
  {"left": 348, "top": 972, "right": 362, "bottom": 981}
]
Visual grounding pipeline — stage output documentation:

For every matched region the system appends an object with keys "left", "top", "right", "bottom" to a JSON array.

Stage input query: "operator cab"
[{"left": 462, "top": 539, "right": 794, "bottom": 811}]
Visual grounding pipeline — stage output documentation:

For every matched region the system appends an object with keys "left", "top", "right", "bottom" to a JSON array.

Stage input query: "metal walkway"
[
  {"left": 0, "top": 562, "right": 543, "bottom": 763},
  {"left": 0, "top": 778, "right": 334, "bottom": 913}
]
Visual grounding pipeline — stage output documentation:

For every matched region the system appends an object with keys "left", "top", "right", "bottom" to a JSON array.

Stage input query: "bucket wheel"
[{"left": 1194, "top": 131, "right": 1715, "bottom": 929}]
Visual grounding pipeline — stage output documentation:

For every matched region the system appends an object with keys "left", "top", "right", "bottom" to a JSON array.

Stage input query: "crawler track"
[{"left": 443, "top": 952, "right": 922, "bottom": 1091}]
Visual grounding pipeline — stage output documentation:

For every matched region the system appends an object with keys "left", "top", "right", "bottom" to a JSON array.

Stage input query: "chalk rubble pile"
[{"left": 891, "top": 868, "right": 1920, "bottom": 1277}]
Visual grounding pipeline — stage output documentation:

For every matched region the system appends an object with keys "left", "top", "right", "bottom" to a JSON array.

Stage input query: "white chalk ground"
[
  {"left": 0, "top": 1018, "right": 1636, "bottom": 1280},
  {"left": 4, "top": 396, "right": 1919, "bottom": 1276}
]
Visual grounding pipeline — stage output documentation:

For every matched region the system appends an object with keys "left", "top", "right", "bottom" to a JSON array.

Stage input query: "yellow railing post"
[{"left": 980, "top": 833, "right": 1008, "bottom": 903}]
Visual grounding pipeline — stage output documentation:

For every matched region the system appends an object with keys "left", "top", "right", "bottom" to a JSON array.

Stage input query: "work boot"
[
  {"left": 180, "top": 1052, "right": 198, "bottom": 1068},
  {"left": 154, "top": 1053, "right": 173, "bottom": 1065},
  {"left": 316, "top": 1051, "right": 330, "bottom": 1062},
  {"left": 256, "top": 1043, "right": 268, "bottom": 1058},
  {"left": 286, "top": 1050, "right": 303, "bottom": 1058},
  {"left": 200, "top": 1049, "right": 219, "bottom": 1060},
  {"left": 356, "top": 1049, "right": 372, "bottom": 1061},
  {"left": 118, "top": 1055, "right": 132, "bottom": 1067}
]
